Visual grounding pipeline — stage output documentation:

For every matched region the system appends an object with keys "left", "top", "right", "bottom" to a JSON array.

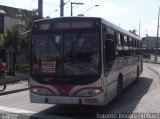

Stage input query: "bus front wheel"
[
  {"left": 115, "top": 77, "right": 123, "bottom": 101},
  {"left": 135, "top": 66, "right": 139, "bottom": 82}
]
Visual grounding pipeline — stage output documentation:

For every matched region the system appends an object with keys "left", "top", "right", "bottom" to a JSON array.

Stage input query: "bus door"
[
  {"left": 104, "top": 28, "right": 115, "bottom": 69},
  {"left": 103, "top": 26, "right": 116, "bottom": 97}
]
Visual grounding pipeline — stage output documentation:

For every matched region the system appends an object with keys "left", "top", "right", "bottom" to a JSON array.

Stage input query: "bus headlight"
[
  {"left": 84, "top": 88, "right": 103, "bottom": 96},
  {"left": 31, "top": 86, "right": 54, "bottom": 96}
]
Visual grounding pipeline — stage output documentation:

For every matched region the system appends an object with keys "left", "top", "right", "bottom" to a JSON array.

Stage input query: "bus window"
[
  {"left": 123, "top": 35, "right": 129, "bottom": 56},
  {"left": 124, "top": 36, "right": 127, "bottom": 46},
  {"left": 105, "top": 40, "right": 114, "bottom": 63},
  {"left": 132, "top": 39, "right": 136, "bottom": 55},
  {"left": 127, "top": 37, "right": 130, "bottom": 47},
  {"left": 103, "top": 26, "right": 115, "bottom": 69},
  {"left": 116, "top": 33, "right": 121, "bottom": 45},
  {"left": 115, "top": 33, "right": 123, "bottom": 57},
  {"left": 120, "top": 34, "right": 124, "bottom": 46},
  {"left": 128, "top": 37, "right": 132, "bottom": 55}
]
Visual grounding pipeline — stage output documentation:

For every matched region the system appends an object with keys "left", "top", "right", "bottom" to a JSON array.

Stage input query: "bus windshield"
[{"left": 31, "top": 32, "right": 100, "bottom": 76}]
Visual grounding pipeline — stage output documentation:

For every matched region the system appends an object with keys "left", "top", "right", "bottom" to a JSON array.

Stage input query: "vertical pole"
[
  {"left": 38, "top": 0, "right": 43, "bottom": 18},
  {"left": 71, "top": 2, "right": 73, "bottom": 16},
  {"left": 139, "top": 20, "right": 141, "bottom": 38},
  {"left": 60, "top": 0, "right": 64, "bottom": 17},
  {"left": 70, "top": 2, "right": 83, "bottom": 16},
  {"left": 155, "top": 7, "right": 160, "bottom": 61}
]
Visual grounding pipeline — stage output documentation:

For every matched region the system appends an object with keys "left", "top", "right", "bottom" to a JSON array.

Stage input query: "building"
[
  {"left": 142, "top": 36, "right": 160, "bottom": 57},
  {"left": 0, "top": 5, "right": 22, "bottom": 34},
  {"left": 142, "top": 36, "right": 160, "bottom": 49},
  {"left": 0, "top": 5, "right": 31, "bottom": 34}
]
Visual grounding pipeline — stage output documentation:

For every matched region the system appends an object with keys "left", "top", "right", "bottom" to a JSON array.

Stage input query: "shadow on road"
[{"left": 30, "top": 76, "right": 153, "bottom": 119}]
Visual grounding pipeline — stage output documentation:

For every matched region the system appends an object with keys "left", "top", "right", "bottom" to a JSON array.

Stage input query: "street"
[{"left": 0, "top": 62, "right": 160, "bottom": 119}]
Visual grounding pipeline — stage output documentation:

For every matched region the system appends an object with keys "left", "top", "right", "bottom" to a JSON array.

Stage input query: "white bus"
[{"left": 29, "top": 17, "right": 143, "bottom": 106}]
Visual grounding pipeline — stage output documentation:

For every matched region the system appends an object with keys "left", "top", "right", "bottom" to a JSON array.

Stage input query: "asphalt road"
[{"left": 0, "top": 62, "right": 159, "bottom": 119}]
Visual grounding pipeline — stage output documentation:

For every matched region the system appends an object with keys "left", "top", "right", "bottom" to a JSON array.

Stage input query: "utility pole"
[
  {"left": 71, "top": 2, "right": 83, "bottom": 16},
  {"left": 38, "top": 0, "right": 43, "bottom": 18},
  {"left": 145, "top": 30, "right": 148, "bottom": 50},
  {"left": 155, "top": 6, "right": 160, "bottom": 62},
  {"left": 139, "top": 20, "right": 141, "bottom": 38},
  {"left": 60, "top": 0, "right": 64, "bottom": 17}
]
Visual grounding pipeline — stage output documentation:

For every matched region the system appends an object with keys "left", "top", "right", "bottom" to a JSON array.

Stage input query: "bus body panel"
[
  {"left": 103, "top": 56, "right": 142, "bottom": 104},
  {"left": 30, "top": 91, "right": 105, "bottom": 105}
]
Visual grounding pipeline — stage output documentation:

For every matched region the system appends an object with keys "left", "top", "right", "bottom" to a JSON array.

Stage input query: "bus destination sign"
[
  {"left": 39, "top": 23, "right": 50, "bottom": 31},
  {"left": 54, "top": 21, "right": 93, "bottom": 29}
]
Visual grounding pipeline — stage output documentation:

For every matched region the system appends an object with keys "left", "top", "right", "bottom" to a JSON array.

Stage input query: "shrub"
[
  {"left": 6, "top": 64, "right": 29, "bottom": 75},
  {"left": 16, "top": 64, "right": 29, "bottom": 73}
]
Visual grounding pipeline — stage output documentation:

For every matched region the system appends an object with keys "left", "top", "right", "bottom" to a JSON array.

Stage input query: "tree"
[
  {"left": 0, "top": 24, "right": 21, "bottom": 76},
  {"left": 18, "top": 9, "right": 40, "bottom": 60},
  {"left": 129, "top": 29, "right": 138, "bottom": 36},
  {"left": 0, "top": 9, "right": 41, "bottom": 76}
]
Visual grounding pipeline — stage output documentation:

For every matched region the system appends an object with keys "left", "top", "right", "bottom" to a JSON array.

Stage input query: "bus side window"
[
  {"left": 124, "top": 35, "right": 129, "bottom": 56},
  {"left": 129, "top": 38, "right": 133, "bottom": 55},
  {"left": 133, "top": 39, "right": 136, "bottom": 55},
  {"left": 137, "top": 40, "right": 140, "bottom": 55},
  {"left": 135, "top": 40, "right": 138, "bottom": 55},
  {"left": 127, "top": 37, "right": 130, "bottom": 55},
  {"left": 131, "top": 38, "right": 134, "bottom": 55},
  {"left": 105, "top": 40, "right": 114, "bottom": 63},
  {"left": 120, "top": 34, "right": 124, "bottom": 56},
  {"left": 115, "top": 32, "right": 123, "bottom": 57}
]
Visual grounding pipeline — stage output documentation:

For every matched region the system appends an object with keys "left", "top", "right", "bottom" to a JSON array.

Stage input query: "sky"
[{"left": 0, "top": 0, "right": 160, "bottom": 37}]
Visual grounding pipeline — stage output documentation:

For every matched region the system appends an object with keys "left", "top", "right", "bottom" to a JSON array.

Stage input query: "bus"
[{"left": 29, "top": 17, "right": 143, "bottom": 106}]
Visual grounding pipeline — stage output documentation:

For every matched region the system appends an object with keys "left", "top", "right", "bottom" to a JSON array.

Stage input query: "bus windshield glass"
[{"left": 31, "top": 32, "right": 100, "bottom": 76}]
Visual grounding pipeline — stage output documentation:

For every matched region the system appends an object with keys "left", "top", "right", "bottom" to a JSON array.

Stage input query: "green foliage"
[
  {"left": 18, "top": 9, "right": 40, "bottom": 60},
  {"left": 6, "top": 66, "right": 13, "bottom": 76},
  {"left": 0, "top": 34, "right": 5, "bottom": 48},
  {"left": 6, "top": 64, "right": 29, "bottom": 75},
  {"left": 16, "top": 64, "right": 29, "bottom": 73},
  {"left": 129, "top": 29, "right": 138, "bottom": 36},
  {"left": 0, "top": 24, "right": 21, "bottom": 53},
  {"left": 18, "top": 9, "right": 40, "bottom": 31}
]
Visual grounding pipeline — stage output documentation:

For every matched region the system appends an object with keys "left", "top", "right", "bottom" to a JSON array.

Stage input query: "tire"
[
  {"left": 115, "top": 77, "right": 123, "bottom": 101},
  {"left": 135, "top": 66, "right": 139, "bottom": 82}
]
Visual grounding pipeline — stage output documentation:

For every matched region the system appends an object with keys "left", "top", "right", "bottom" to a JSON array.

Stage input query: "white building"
[
  {"left": 0, "top": 5, "right": 29, "bottom": 65},
  {"left": 0, "top": 5, "right": 21, "bottom": 34}
]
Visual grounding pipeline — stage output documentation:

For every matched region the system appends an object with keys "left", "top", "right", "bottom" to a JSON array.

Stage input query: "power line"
[
  {"left": 31, "top": 0, "right": 59, "bottom": 6},
  {"left": 64, "top": 0, "right": 71, "bottom": 5}
]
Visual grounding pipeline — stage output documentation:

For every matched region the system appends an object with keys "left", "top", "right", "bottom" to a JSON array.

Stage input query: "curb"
[
  {"left": 147, "top": 67, "right": 160, "bottom": 79},
  {"left": 0, "top": 87, "right": 29, "bottom": 96},
  {"left": 0, "top": 81, "right": 29, "bottom": 96},
  {"left": 143, "top": 60, "right": 160, "bottom": 65}
]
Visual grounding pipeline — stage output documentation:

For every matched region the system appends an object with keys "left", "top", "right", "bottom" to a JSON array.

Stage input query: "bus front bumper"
[{"left": 30, "top": 92, "right": 105, "bottom": 106}]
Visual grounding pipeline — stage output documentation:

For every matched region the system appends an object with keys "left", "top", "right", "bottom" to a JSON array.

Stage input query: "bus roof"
[
  {"left": 101, "top": 18, "right": 142, "bottom": 41},
  {"left": 33, "top": 16, "right": 142, "bottom": 41}
]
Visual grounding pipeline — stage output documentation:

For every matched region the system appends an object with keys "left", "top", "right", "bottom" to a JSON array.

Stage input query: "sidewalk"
[
  {"left": 143, "top": 55, "right": 160, "bottom": 64},
  {"left": 133, "top": 65, "right": 160, "bottom": 113},
  {"left": 5, "top": 73, "right": 29, "bottom": 84},
  {"left": 0, "top": 74, "right": 29, "bottom": 95},
  {"left": 0, "top": 81, "right": 29, "bottom": 95}
]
